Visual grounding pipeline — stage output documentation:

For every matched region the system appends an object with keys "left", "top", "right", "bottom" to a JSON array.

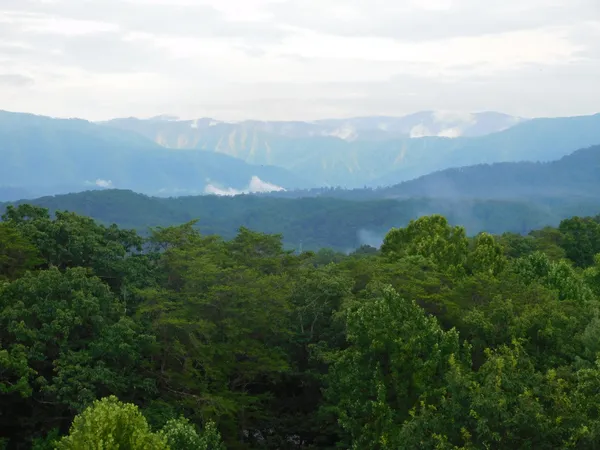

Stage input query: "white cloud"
[
  {"left": 0, "top": 0, "right": 598, "bottom": 120},
  {"left": 204, "top": 176, "right": 285, "bottom": 196},
  {"left": 84, "top": 178, "right": 114, "bottom": 188},
  {"left": 410, "top": 124, "right": 431, "bottom": 138},
  {"left": 433, "top": 110, "right": 476, "bottom": 125},
  {"left": 95, "top": 179, "right": 113, "bottom": 188},
  {"left": 437, "top": 127, "right": 463, "bottom": 138}
]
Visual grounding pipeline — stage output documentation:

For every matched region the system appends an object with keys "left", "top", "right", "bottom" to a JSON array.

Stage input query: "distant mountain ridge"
[
  {"left": 101, "top": 112, "right": 600, "bottom": 188},
  {"left": 381, "top": 144, "right": 600, "bottom": 200},
  {"left": 103, "top": 110, "right": 525, "bottom": 143},
  {"left": 264, "top": 144, "right": 600, "bottom": 202},
  {"left": 0, "top": 110, "right": 310, "bottom": 201},
  {"left": 2, "top": 109, "right": 600, "bottom": 201}
]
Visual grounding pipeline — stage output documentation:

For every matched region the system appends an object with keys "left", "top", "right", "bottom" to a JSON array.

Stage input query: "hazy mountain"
[
  {"left": 315, "top": 111, "right": 525, "bottom": 139},
  {"left": 102, "top": 110, "right": 525, "bottom": 145},
  {"left": 102, "top": 112, "right": 600, "bottom": 188},
  {"left": 0, "top": 110, "right": 310, "bottom": 201},
  {"left": 3, "top": 109, "right": 599, "bottom": 199},
  {"left": 378, "top": 144, "right": 600, "bottom": 200},
  {"left": 371, "top": 115, "right": 600, "bottom": 187},
  {"left": 264, "top": 144, "right": 600, "bottom": 202}
]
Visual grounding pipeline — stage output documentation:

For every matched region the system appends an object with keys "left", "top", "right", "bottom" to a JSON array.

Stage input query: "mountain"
[
  {"left": 0, "top": 110, "right": 310, "bottom": 201},
  {"left": 373, "top": 113, "right": 600, "bottom": 187},
  {"left": 102, "top": 113, "right": 600, "bottom": 188},
  {"left": 315, "top": 111, "right": 525, "bottom": 139},
  {"left": 3, "top": 109, "right": 599, "bottom": 198},
  {"left": 264, "top": 144, "right": 600, "bottom": 201},
  {"left": 378, "top": 144, "right": 600, "bottom": 200},
  {"left": 102, "top": 110, "right": 524, "bottom": 144},
  {"left": 2, "top": 189, "right": 599, "bottom": 251}
]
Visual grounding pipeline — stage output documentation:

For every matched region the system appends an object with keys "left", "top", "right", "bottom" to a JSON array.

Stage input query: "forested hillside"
[
  {"left": 2, "top": 205, "right": 600, "bottom": 449},
  {"left": 3, "top": 189, "right": 600, "bottom": 251},
  {"left": 265, "top": 144, "right": 600, "bottom": 201}
]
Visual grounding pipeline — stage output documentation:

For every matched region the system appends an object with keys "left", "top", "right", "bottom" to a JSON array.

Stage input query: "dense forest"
[
  {"left": 3, "top": 189, "right": 600, "bottom": 252},
  {"left": 2, "top": 204, "right": 600, "bottom": 448}
]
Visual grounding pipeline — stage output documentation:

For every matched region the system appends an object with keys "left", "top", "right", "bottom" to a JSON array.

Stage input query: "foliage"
[
  {"left": 559, "top": 216, "right": 600, "bottom": 267},
  {"left": 0, "top": 222, "right": 41, "bottom": 281},
  {"left": 160, "top": 417, "right": 225, "bottom": 450},
  {"left": 56, "top": 396, "right": 168, "bottom": 449},
  {"left": 0, "top": 207, "right": 599, "bottom": 449},
  {"left": 3, "top": 189, "right": 600, "bottom": 252},
  {"left": 382, "top": 214, "right": 468, "bottom": 276}
]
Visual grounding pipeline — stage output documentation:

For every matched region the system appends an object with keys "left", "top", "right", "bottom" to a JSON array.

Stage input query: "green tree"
[
  {"left": 160, "top": 417, "right": 225, "bottom": 450},
  {"left": 0, "top": 268, "right": 155, "bottom": 445},
  {"left": 325, "top": 285, "right": 464, "bottom": 449},
  {"left": 3, "top": 205, "right": 145, "bottom": 295},
  {"left": 381, "top": 215, "right": 468, "bottom": 276},
  {"left": 469, "top": 232, "right": 507, "bottom": 276},
  {"left": 559, "top": 216, "right": 600, "bottom": 267},
  {"left": 584, "top": 254, "right": 600, "bottom": 297},
  {"left": 139, "top": 225, "right": 294, "bottom": 447},
  {"left": 0, "top": 222, "right": 41, "bottom": 281},
  {"left": 398, "top": 342, "right": 593, "bottom": 449},
  {"left": 56, "top": 396, "right": 168, "bottom": 449}
]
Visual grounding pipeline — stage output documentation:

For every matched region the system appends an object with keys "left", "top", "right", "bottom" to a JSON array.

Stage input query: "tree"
[
  {"left": 3, "top": 205, "right": 144, "bottom": 295},
  {"left": 325, "top": 285, "right": 464, "bottom": 449},
  {"left": 56, "top": 396, "right": 168, "bottom": 449},
  {"left": 559, "top": 216, "right": 600, "bottom": 267},
  {"left": 469, "top": 232, "right": 506, "bottom": 276},
  {"left": 0, "top": 268, "right": 155, "bottom": 445},
  {"left": 584, "top": 254, "right": 600, "bottom": 297},
  {"left": 512, "top": 252, "right": 592, "bottom": 303},
  {"left": 0, "top": 222, "right": 42, "bottom": 281},
  {"left": 138, "top": 225, "right": 294, "bottom": 448},
  {"left": 160, "top": 417, "right": 225, "bottom": 450},
  {"left": 381, "top": 215, "right": 468, "bottom": 276},
  {"left": 398, "top": 342, "right": 592, "bottom": 449}
]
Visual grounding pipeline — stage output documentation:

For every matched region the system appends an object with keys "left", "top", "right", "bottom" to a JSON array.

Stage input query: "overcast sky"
[{"left": 1, "top": 0, "right": 599, "bottom": 121}]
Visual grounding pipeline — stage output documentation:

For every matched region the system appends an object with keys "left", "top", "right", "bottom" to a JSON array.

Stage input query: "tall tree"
[
  {"left": 325, "top": 285, "right": 464, "bottom": 449},
  {"left": 381, "top": 215, "right": 469, "bottom": 276}
]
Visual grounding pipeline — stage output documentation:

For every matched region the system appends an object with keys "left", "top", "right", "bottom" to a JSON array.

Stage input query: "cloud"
[
  {"left": 0, "top": 73, "right": 33, "bottom": 86},
  {"left": 357, "top": 229, "right": 384, "bottom": 249},
  {"left": 204, "top": 176, "right": 285, "bottom": 196},
  {"left": 433, "top": 111, "right": 476, "bottom": 125},
  {"left": 85, "top": 179, "right": 114, "bottom": 188},
  {"left": 0, "top": 0, "right": 598, "bottom": 120},
  {"left": 267, "top": 0, "right": 598, "bottom": 42}
]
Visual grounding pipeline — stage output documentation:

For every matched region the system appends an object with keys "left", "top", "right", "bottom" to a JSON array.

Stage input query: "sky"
[{"left": 0, "top": 0, "right": 599, "bottom": 121}]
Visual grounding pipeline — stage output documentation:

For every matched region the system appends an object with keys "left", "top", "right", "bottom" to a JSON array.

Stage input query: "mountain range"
[
  {"left": 1, "top": 109, "right": 600, "bottom": 201},
  {"left": 0, "top": 110, "right": 310, "bottom": 201},
  {"left": 103, "top": 110, "right": 525, "bottom": 143},
  {"left": 265, "top": 144, "right": 600, "bottom": 201},
  {"left": 101, "top": 111, "right": 600, "bottom": 188}
]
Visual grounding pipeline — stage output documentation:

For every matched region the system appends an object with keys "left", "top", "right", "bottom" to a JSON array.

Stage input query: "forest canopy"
[{"left": 1, "top": 204, "right": 600, "bottom": 449}]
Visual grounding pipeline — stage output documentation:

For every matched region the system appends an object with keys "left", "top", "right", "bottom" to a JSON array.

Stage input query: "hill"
[
  {"left": 265, "top": 144, "right": 600, "bottom": 201},
  {"left": 102, "top": 113, "right": 600, "bottom": 188},
  {"left": 380, "top": 144, "right": 600, "bottom": 200},
  {"left": 0, "top": 110, "right": 309, "bottom": 201},
  {"left": 2, "top": 189, "right": 599, "bottom": 251}
]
